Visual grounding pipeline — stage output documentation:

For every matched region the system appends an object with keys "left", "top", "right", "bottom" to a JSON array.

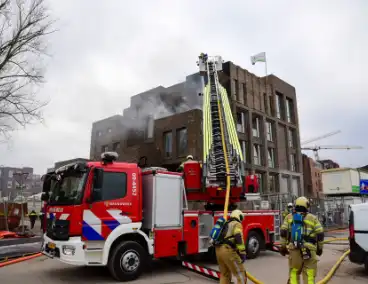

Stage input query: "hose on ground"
[{"left": 245, "top": 238, "right": 349, "bottom": 284}]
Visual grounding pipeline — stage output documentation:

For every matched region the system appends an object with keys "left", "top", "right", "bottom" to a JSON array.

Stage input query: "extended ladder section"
[{"left": 198, "top": 54, "right": 245, "bottom": 190}]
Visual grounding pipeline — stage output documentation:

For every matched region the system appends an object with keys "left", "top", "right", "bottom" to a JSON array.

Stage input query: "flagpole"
[{"left": 264, "top": 55, "right": 268, "bottom": 108}]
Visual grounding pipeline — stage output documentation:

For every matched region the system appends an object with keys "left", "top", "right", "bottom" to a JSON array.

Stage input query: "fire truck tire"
[
  {"left": 246, "top": 231, "right": 262, "bottom": 259},
  {"left": 108, "top": 241, "right": 146, "bottom": 282}
]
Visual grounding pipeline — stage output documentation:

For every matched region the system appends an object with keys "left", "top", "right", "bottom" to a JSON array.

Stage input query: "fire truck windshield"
[{"left": 48, "top": 171, "right": 88, "bottom": 206}]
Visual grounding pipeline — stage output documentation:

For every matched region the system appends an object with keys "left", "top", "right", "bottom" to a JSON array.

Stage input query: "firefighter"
[
  {"left": 28, "top": 209, "right": 38, "bottom": 229},
  {"left": 177, "top": 155, "right": 194, "bottom": 172},
  {"left": 279, "top": 196, "right": 324, "bottom": 284},
  {"left": 215, "top": 209, "right": 247, "bottom": 284},
  {"left": 282, "top": 203, "right": 294, "bottom": 220},
  {"left": 39, "top": 209, "right": 45, "bottom": 230}
]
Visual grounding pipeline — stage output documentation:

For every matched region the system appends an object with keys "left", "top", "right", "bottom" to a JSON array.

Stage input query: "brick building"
[
  {"left": 90, "top": 60, "right": 303, "bottom": 196},
  {"left": 302, "top": 154, "right": 323, "bottom": 198}
]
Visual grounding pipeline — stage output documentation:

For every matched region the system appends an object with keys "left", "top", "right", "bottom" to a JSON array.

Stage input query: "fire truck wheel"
[
  {"left": 246, "top": 231, "right": 262, "bottom": 259},
  {"left": 108, "top": 241, "right": 146, "bottom": 281}
]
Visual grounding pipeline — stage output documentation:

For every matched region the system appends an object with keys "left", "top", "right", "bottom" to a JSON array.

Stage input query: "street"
[{"left": 1, "top": 230, "right": 367, "bottom": 283}]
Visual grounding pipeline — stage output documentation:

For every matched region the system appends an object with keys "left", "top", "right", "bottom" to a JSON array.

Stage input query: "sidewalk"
[{"left": 0, "top": 219, "right": 43, "bottom": 247}]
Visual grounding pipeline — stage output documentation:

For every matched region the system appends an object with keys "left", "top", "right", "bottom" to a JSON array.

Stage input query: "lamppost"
[{"left": 13, "top": 171, "right": 29, "bottom": 235}]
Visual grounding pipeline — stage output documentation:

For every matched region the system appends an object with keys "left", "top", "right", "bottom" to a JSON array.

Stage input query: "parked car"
[{"left": 348, "top": 203, "right": 368, "bottom": 273}]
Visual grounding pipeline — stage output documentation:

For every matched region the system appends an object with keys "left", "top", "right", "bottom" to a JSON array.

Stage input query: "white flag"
[{"left": 250, "top": 52, "right": 266, "bottom": 65}]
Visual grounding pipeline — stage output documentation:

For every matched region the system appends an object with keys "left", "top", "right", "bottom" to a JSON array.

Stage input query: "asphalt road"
[{"left": 1, "top": 230, "right": 366, "bottom": 284}]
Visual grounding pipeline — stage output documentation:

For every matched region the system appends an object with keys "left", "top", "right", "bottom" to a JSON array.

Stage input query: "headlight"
[{"left": 62, "top": 245, "right": 76, "bottom": 256}]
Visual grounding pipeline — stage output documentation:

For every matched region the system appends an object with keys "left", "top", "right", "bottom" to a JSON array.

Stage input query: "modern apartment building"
[
  {"left": 90, "top": 60, "right": 303, "bottom": 196},
  {"left": 0, "top": 166, "right": 42, "bottom": 197}
]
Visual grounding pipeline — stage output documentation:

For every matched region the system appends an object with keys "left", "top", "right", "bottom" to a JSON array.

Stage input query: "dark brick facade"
[
  {"left": 302, "top": 154, "right": 323, "bottom": 198},
  {"left": 90, "top": 60, "right": 303, "bottom": 195}
]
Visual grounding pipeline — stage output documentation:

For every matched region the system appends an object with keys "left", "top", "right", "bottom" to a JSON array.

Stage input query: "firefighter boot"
[{"left": 216, "top": 245, "right": 247, "bottom": 284}]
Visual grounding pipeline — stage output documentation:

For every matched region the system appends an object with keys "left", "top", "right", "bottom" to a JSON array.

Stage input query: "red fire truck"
[{"left": 40, "top": 54, "right": 280, "bottom": 281}]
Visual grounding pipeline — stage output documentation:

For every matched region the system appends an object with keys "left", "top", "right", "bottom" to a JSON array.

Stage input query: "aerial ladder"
[{"left": 183, "top": 53, "right": 256, "bottom": 212}]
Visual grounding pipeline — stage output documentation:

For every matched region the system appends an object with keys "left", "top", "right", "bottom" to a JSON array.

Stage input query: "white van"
[{"left": 348, "top": 203, "right": 368, "bottom": 273}]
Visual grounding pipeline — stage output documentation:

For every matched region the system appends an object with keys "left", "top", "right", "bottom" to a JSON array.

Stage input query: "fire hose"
[{"left": 182, "top": 237, "right": 349, "bottom": 284}]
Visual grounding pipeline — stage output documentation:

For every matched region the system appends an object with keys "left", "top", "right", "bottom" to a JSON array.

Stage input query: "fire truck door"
[{"left": 82, "top": 169, "right": 133, "bottom": 241}]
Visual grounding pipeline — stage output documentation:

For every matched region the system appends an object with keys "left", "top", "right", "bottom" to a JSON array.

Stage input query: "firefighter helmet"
[
  {"left": 186, "top": 155, "right": 193, "bottom": 160},
  {"left": 295, "top": 197, "right": 310, "bottom": 210},
  {"left": 230, "top": 209, "right": 244, "bottom": 222},
  {"left": 287, "top": 202, "right": 293, "bottom": 208}
]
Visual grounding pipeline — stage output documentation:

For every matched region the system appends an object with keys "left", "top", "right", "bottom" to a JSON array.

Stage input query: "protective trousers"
[
  {"left": 288, "top": 249, "right": 317, "bottom": 284},
  {"left": 216, "top": 245, "right": 247, "bottom": 284}
]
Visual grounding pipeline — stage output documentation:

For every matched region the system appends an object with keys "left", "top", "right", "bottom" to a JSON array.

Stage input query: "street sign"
[{"left": 359, "top": 179, "right": 368, "bottom": 194}]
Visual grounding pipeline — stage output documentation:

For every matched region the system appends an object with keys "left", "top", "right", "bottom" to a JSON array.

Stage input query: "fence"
[{"left": 259, "top": 193, "right": 368, "bottom": 229}]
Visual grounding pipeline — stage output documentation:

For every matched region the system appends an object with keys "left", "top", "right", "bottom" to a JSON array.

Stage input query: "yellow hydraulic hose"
[
  {"left": 217, "top": 98, "right": 231, "bottom": 220},
  {"left": 323, "top": 237, "right": 348, "bottom": 244},
  {"left": 243, "top": 238, "right": 350, "bottom": 284}
]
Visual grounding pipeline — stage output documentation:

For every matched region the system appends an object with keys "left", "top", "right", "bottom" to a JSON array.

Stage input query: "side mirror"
[
  {"left": 93, "top": 168, "right": 103, "bottom": 189},
  {"left": 42, "top": 175, "right": 52, "bottom": 193},
  {"left": 41, "top": 192, "right": 49, "bottom": 201}
]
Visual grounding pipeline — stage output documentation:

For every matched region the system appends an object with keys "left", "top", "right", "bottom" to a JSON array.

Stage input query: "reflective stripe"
[
  {"left": 290, "top": 268, "right": 299, "bottom": 284},
  {"left": 306, "top": 268, "right": 315, "bottom": 284},
  {"left": 236, "top": 244, "right": 246, "bottom": 251}
]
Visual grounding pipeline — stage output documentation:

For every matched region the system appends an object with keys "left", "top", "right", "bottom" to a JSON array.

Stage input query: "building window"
[
  {"left": 253, "top": 144, "right": 261, "bottom": 165},
  {"left": 240, "top": 140, "right": 247, "bottom": 161},
  {"left": 163, "top": 131, "right": 173, "bottom": 158},
  {"left": 275, "top": 93, "right": 282, "bottom": 119},
  {"left": 288, "top": 128, "right": 295, "bottom": 148},
  {"left": 232, "top": 79, "right": 238, "bottom": 99},
  {"left": 146, "top": 116, "right": 154, "bottom": 139},
  {"left": 268, "top": 148, "right": 275, "bottom": 168},
  {"left": 176, "top": 128, "right": 187, "bottom": 157},
  {"left": 92, "top": 172, "right": 127, "bottom": 202},
  {"left": 8, "top": 170, "right": 13, "bottom": 178},
  {"left": 97, "top": 131, "right": 102, "bottom": 137},
  {"left": 263, "top": 93, "right": 268, "bottom": 113},
  {"left": 255, "top": 172, "right": 263, "bottom": 193},
  {"left": 112, "top": 142, "right": 120, "bottom": 152},
  {"left": 266, "top": 121, "right": 273, "bottom": 141},
  {"left": 236, "top": 111, "right": 245, "bottom": 133},
  {"left": 242, "top": 83, "right": 247, "bottom": 104},
  {"left": 7, "top": 181, "right": 12, "bottom": 188},
  {"left": 269, "top": 96, "right": 274, "bottom": 116},
  {"left": 268, "top": 175, "right": 276, "bottom": 193},
  {"left": 101, "top": 145, "right": 108, "bottom": 152},
  {"left": 290, "top": 154, "right": 296, "bottom": 171},
  {"left": 252, "top": 117, "right": 260, "bottom": 137},
  {"left": 286, "top": 98, "right": 294, "bottom": 123}
]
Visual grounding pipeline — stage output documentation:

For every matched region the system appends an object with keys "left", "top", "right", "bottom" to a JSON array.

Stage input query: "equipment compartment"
[
  {"left": 142, "top": 171, "right": 183, "bottom": 229},
  {"left": 183, "top": 214, "right": 199, "bottom": 255},
  {"left": 153, "top": 228, "right": 182, "bottom": 258}
]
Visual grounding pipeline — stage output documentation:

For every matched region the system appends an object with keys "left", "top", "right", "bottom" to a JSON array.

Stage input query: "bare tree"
[{"left": 0, "top": 0, "right": 55, "bottom": 140}]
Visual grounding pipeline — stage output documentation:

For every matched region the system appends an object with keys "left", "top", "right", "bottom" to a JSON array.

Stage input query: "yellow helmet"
[
  {"left": 295, "top": 197, "right": 310, "bottom": 209},
  {"left": 230, "top": 209, "right": 244, "bottom": 221}
]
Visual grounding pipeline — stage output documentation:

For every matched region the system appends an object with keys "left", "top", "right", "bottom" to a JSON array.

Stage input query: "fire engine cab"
[{"left": 40, "top": 54, "right": 280, "bottom": 282}]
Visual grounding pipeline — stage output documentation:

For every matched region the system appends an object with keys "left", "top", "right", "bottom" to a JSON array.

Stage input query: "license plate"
[{"left": 48, "top": 242, "right": 56, "bottom": 249}]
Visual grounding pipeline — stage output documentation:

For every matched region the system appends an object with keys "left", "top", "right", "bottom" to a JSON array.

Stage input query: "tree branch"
[{"left": 0, "top": 0, "right": 55, "bottom": 138}]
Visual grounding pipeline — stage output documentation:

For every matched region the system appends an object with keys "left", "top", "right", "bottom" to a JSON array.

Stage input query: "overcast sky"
[{"left": 0, "top": 0, "right": 366, "bottom": 174}]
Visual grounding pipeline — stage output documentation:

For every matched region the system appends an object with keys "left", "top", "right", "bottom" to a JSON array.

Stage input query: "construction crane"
[
  {"left": 301, "top": 130, "right": 341, "bottom": 145},
  {"left": 301, "top": 145, "right": 363, "bottom": 161}
]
